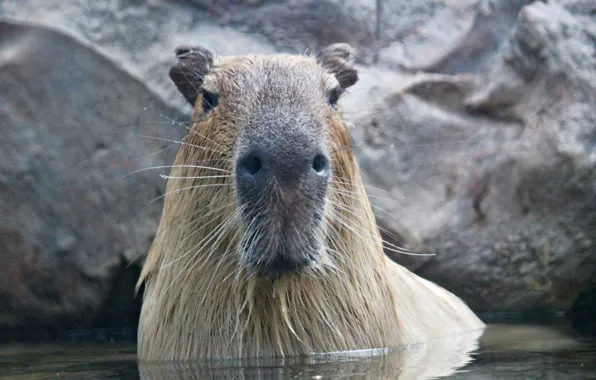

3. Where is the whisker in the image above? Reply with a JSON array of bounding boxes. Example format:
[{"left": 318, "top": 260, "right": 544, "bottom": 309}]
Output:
[
  {"left": 200, "top": 244, "right": 236, "bottom": 303},
  {"left": 328, "top": 201, "right": 431, "bottom": 257},
  {"left": 130, "top": 145, "right": 175, "bottom": 161},
  {"left": 149, "top": 183, "right": 231, "bottom": 204},
  {"left": 328, "top": 191, "right": 399, "bottom": 237},
  {"left": 376, "top": 225, "right": 425, "bottom": 254},
  {"left": 239, "top": 208, "right": 266, "bottom": 267},
  {"left": 164, "top": 211, "right": 239, "bottom": 292},
  {"left": 328, "top": 198, "right": 411, "bottom": 248},
  {"left": 329, "top": 185, "right": 413, "bottom": 238},
  {"left": 326, "top": 208, "right": 367, "bottom": 244},
  {"left": 158, "top": 114, "right": 228, "bottom": 150},
  {"left": 382, "top": 244, "right": 434, "bottom": 257},
  {"left": 159, "top": 174, "right": 233, "bottom": 180},
  {"left": 122, "top": 164, "right": 231, "bottom": 178},
  {"left": 331, "top": 186, "right": 395, "bottom": 202},
  {"left": 159, "top": 202, "right": 237, "bottom": 268},
  {"left": 135, "top": 133, "right": 228, "bottom": 155},
  {"left": 193, "top": 216, "right": 242, "bottom": 301},
  {"left": 328, "top": 179, "right": 392, "bottom": 196},
  {"left": 149, "top": 199, "right": 234, "bottom": 245},
  {"left": 322, "top": 247, "right": 348, "bottom": 276}
]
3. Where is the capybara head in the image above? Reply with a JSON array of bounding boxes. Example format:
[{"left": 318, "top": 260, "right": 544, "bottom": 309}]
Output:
[
  {"left": 167, "top": 43, "right": 358, "bottom": 277},
  {"left": 138, "top": 44, "right": 485, "bottom": 362}
]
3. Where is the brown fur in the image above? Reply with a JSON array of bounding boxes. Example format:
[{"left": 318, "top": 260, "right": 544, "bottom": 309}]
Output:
[{"left": 136, "top": 45, "right": 484, "bottom": 361}]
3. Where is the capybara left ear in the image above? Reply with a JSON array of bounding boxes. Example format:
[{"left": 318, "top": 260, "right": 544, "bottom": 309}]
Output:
[
  {"left": 169, "top": 45, "right": 214, "bottom": 106},
  {"left": 316, "top": 43, "right": 359, "bottom": 89}
]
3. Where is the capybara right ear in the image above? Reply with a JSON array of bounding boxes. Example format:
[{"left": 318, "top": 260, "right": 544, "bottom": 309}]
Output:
[
  {"left": 169, "top": 45, "right": 214, "bottom": 106},
  {"left": 316, "top": 43, "right": 359, "bottom": 89}
]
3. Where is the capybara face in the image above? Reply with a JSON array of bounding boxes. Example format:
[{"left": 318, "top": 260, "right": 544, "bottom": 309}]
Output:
[{"left": 168, "top": 44, "right": 358, "bottom": 277}]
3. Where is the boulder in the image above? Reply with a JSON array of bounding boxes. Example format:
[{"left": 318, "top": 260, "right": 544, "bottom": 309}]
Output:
[
  {"left": 350, "top": 1, "right": 596, "bottom": 312},
  {"left": 0, "top": 20, "right": 183, "bottom": 330},
  {"left": 377, "top": 0, "right": 536, "bottom": 74}
]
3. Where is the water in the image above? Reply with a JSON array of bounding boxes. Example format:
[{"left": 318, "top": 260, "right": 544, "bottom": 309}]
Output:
[{"left": 1, "top": 323, "right": 594, "bottom": 379}]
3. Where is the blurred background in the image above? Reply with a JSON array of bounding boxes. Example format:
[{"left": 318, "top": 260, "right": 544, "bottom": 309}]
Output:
[{"left": 1, "top": 0, "right": 595, "bottom": 347}]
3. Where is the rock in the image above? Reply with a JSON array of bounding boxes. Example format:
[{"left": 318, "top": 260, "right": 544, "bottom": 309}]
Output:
[
  {"left": 337, "top": 0, "right": 454, "bottom": 45},
  {"left": 2, "top": 0, "right": 277, "bottom": 113},
  {"left": 378, "top": 0, "right": 537, "bottom": 74},
  {"left": 350, "top": 2, "right": 596, "bottom": 312},
  {"left": 0, "top": 20, "right": 184, "bottom": 330},
  {"left": 176, "top": 0, "right": 459, "bottom": 64},
  {"left": 225, "top": 0, "right": 374, "bottom": 59}
]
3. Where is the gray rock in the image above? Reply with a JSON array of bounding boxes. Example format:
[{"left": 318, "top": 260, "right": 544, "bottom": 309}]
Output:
[
  {"left": 175, "top": 0, "right": 456, "bottom": 63},
  {"left": 378, "top": 0, "right": 537, "bottom": 74},
  {"left": 225, "top": 0, "right": 374, "bottom": 59},
  {"left": 2, "top": 0, "right": 277, "bottom": 113},
  {"left": 351, "top": 2, "right": 596, "bottom": 312},
  {"left": 0, "top": 20, "right": 184, "bottom": 328}
]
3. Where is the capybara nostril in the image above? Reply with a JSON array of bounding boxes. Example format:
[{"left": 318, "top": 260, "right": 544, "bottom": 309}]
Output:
[
  {"left": 312, "top": 153, "right": 328, "bottom": 175},
  {"left": 235, "top": 141, "right": 329, "bottom": 197},
  {"left": 237, "top": 153, "right": 263, "bottom": 177}
]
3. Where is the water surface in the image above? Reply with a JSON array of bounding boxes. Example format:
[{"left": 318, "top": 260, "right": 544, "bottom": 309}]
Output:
[{"left": 1, "top": 323, "right": 594, "bottom": 379}]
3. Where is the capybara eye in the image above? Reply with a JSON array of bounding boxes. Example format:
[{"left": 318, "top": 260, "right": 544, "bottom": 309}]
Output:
[
  {"left": 327, "top": 87, "right": 344, "bottom": 109},
  {"left": 201, "top": 90, "right": 218, "bottom": 112}
]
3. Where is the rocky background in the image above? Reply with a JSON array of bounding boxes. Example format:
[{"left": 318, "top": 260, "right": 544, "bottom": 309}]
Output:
[{"left": 1, "top": 0, "right": 595, "bottom": 338}]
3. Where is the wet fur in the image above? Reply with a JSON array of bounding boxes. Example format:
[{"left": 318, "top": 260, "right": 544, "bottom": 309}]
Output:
[{"left": 137, "top": 45, "right": 484, "bottom": 361}]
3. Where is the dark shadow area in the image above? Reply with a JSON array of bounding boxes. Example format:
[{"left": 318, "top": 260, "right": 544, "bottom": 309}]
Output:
[
  {"left": 568, "top": 284, "right": 596, "bottom": 337},
  {"left": 91, "top": 258, "right": 143, "bottom": 330},
  {"left": 0, "top": 260, "right": 142, "bottom": 343}
]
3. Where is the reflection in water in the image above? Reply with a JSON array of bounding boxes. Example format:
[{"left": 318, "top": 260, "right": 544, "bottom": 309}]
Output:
[
  {"left": 2, "top": 323, "right": 595, "bottom": 379},
  {"left": 138, "top": 329, "right": 484, "bottom": 379}
]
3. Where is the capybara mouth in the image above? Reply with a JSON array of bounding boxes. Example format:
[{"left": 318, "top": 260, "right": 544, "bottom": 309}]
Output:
[
  {"left": 251, "top": 246, "right": 315, "bottom": 277},
  {"left": 238, "top": 205, "right": 325, "bottom": 277}
]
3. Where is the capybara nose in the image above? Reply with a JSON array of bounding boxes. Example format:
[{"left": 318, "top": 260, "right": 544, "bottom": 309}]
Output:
[{"left": 236, "top": 146, "right": 329, "bottom": 193}]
